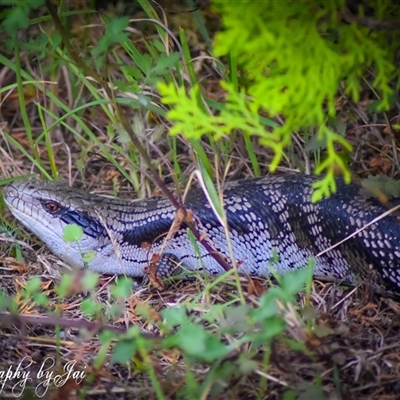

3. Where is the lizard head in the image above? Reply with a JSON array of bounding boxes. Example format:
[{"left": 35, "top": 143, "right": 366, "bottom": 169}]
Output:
[{"left": 3, "top": 179, "right": 106, "bottom": 271}]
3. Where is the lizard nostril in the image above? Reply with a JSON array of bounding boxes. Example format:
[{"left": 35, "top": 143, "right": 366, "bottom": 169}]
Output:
[{"left": 2, "top": 186, "right": 18, "bottom": 200}]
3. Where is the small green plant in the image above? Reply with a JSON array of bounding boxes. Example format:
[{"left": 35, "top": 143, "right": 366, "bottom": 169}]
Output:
[
  {"left": 120, "top": 263, "right": 312, "bottom": 395},
  {"left": 62, "top": 223, "right": 96, "bottom": 264},
  {"left": 22, "top": 277, "right": 48, "bottom": 306}
]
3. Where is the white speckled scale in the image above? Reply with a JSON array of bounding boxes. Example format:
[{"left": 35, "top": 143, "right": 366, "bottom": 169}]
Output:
[{"left": 3, "top": 174, "right": 400, "bottom": 296}]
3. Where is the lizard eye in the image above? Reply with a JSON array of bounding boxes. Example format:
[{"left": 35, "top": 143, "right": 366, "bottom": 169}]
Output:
[{"left": 43, "top": 201, "right": 60, "bottom": 214}]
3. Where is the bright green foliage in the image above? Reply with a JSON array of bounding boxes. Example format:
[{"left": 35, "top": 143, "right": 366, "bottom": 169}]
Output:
[
  {"left": 159, "top": 0, "right": 399, "bottom": 200},
  {"left": 213, "top": 1, "right": 396, "bottom": 112}
]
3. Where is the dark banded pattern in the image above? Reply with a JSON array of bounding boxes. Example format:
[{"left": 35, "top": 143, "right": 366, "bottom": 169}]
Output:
[{"left": 3, "top": 174, "right": 400, "bottom": 296}]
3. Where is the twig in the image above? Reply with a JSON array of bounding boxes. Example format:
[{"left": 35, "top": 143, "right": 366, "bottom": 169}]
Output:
[{"left": 0, "top": 312, "right": 160, "bottom": 339}]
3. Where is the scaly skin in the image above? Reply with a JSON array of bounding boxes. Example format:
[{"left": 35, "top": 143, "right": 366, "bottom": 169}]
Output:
[{"left": 3, "top": 174, "right": 400, "bottom": 295}]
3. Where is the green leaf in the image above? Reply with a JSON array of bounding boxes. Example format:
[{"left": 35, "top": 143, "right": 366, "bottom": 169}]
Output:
[
  {"left": 252, "top": 292, "right": 280, "bottom": 321},
  {"left": 220, "top": 304, "right": 251, "bottom": 333},
  {"left": 3, "top": 7, "right": 30, "bottom": 31},
  {"left": 98, "top": 329, "right": 115, "bottom": 343},
  {"left": 81, "top": 270, "right": 99, "bottom": 291},
  {"left": 161, "top": 306, "right": 188, "bottom": 328},
  {"left": 56, "top": 274, "right": 74, "bottom": 298},
  {"left": 80, "top": 298, "right": 103, "bottom": 316},
  {"left": 92, "top": 16, "right": 130, "bottom": 57},
  {"left": 114, "top": 79, "right": 140, "bottom": 93},
  {"left": 32, "top": 293, "right": 48, "bottom": 306},
  {"left": 140, "top": 54, "right": 153, "bottom": 74},
  {"left": 283, "top": 390, "right": 297, "bottom": 400},
  {"left": 280, "top": 262, "right": 314, "bottom": 296},
  {"left": 82, "top": 251, "right": 96, "bottom": 263},
  {"left": 361, "top": 175, "right": 400, "bottom": 200},
  {"left": 0, "top": 291, "right": 12, "bottom": 310},
  {"left": 297, "top": 386, "right": 328, "bottom": 400},
  {"left": 304, "top": 134, "right": 327, "bottom": 153},
  {"left": 238, "top": 358, "right": 258, "bottom": 375},
  {"left": 63, "top": 224, "right": 83, "bottom": 243},
  {"left": 2, "top": 1, "right": 44, "bottom": 31},
  {"left": 111, "top": 341, "right": 137, "bottom": 364},
  {"left": 151, "top": 52, "right": 181, "bottom": 75},
  {"left": 174, "top": 324, "right": 229, "bottom": 362},
  {"left": 111, "top": 276, "right": 134, "bottom": 299},
  {"left": 260, "top": 316, "right": 287, "bottom": 339},
  {"left": 25, "top": 277, "right": 41, "bottom": 294}
]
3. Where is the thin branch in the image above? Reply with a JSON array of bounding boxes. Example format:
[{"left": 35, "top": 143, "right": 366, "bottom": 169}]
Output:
[{"left": 0, "top": 312, "right": 163, "bottom": 340}]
